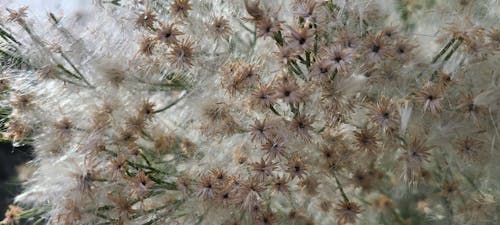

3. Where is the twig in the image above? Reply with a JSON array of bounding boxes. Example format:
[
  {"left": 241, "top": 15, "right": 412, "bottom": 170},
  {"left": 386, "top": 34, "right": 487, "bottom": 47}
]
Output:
[
  {"left": 333, "top": 172, "right": 349, "bottom": 202},
  {"left": 59, "top": 52, "right": 93, "bottom": 87},
  {"left": 153, "top": 91, "right": 188, "bottom": 113},
  {"left": 432, "top": 38, "right": 456, "bottom": 64}
]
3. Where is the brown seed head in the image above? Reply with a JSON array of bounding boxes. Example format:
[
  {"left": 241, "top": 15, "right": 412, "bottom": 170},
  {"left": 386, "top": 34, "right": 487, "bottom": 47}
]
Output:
[
  {"left": 335, "top": 200, "right": 362, "bottom": 225},
  {"left": 170, "top": 0, "right": 192, "bottom": 18}
]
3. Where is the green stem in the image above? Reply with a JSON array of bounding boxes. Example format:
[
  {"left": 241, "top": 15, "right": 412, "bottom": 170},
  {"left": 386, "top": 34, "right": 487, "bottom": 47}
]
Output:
[
  {"left": 273, "top": 31, "right": 284, "bottom": 47},
  {"left": 330, "top": 69, "right": 338, "bottom": 81},
  {"left": 153, "top": 91, "right": 187, "bottom": 113},
  {"left": 333, "top": 172, "right": 349, "bottom": 202},
  {"left": 429, "top": 37, "right": 463, "bottom": 82},
  {"left": 139, "top": 150, "right": 152, "bottom": 166},
  {"left": 0, "top": 26, "right": 21, "bottom": 45},
  {"left": 269, "top": 105, "right": 281, "bottom": 116},
  {"left": 57, "top": 64, "right": 81, "bottom": 80},
  {"left": 443, "top": 38, "right": 463, "bottom": 62},
  {"left": 432, "top": 38, "right": 456, "bottom": 64},
  {"left": 251, "top": 23, "right": 257, "bottom": 49},
  {"left": 59, "top": 52, "right": 93, "bottom": 87}
]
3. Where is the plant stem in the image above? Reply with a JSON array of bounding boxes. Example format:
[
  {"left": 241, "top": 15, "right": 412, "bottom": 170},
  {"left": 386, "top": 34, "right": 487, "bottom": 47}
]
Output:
[
  {"left": 432, "top": 38, "right": 456, "bottom": 64},
  {"left": 153, "top": 91, "right": 188, "bottom": 113},
  {"left": 333, "top": 172, "right": 349, "bottom": 202},
  {"left": 269, "top": 105, "right": 281, "bottom": 116},
  {"left": 59, "top": 52, "right": 93, "bottom": 87}
]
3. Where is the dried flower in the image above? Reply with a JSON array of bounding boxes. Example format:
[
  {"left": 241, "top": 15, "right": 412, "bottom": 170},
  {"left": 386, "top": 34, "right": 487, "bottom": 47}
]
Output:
[
  {"left": 336, "top": 29, "right": 360, "bottom": 49},
  {"left": 270, "top": 175, "right": 290, "bottom": 195},
  {"left": 215, "top": 183, "right": 237, "bottom": 207},
  {"left": 289, "top": 114, "right": 315, "bottom": 143},
  {"left": 454, "top": 136, "right": 483, "bottom": 160},
  {"left": 367, "top": 96, "right": 400, "bottom": 133},
  {"left": 251, "top": 158, "right": 277, "bottom": 180},
  {"left": 292, "top": 0, "right": 317, "bottom": 20},
  {"left": 110, "top": 153, "right": 128, "bottom": 179},
  {"left": 139, "top": 37, "right": 157, "bottom": 56},
  {"left": 353, "top": 127, "right": 379, "bottom": 153},
  {"left": 364, "top": 32, "right": 393, "bottom": 63},
  {"left": 262, "top": 136, "right": 287, "bottom": 160},
  {"left": 129, "top": 170, "right": 154, "bottom": 198},
  {"left": 287, "top": 154, "right": 308, "bottom": 179},
  {"left": 243, "top": 0, "right": 265, "bottom": 22},
  {"left": 4, "top": 1, "right": 500, "bottom": 225},
  {"left": 415, "top": 82, "right": 443, "bottom": 115},
  {"left": 170, "top": 0, "right": 192, "bottom": 18},
  {"left": 168, "top": 39, "right": 195, "bottom": 69},
  {"left": 53, "top": 117, "right": 73, "bottom": 138},
  {"left": 55, "top": 199, "right": 81, "bottom": 225},
  {"left": 250, "top": 119, "right": 274, "bottom": 143},
  {"left": 274, "top": 46, "right": 299, "bottom": 65},
  {"left": 197, "top": 175, "right": 216, "bottom": 200},
  {"left": 11, "top": 94, "right": 34, "bottom": 111},
  {"left": 209, "top": 16, "right": 232, "bottom": 40},
  {"left": 381, "top": 25, "right": 400, "bottom": 40},
  {"left": 326, "top": 44, "right": 353, "bottom": 73},
  {"left": 275, "top": 81, "right": 306, "bottom": 105},
  {"left": 136, "top": 9, "right": 156, "bottom": 28},
  {"left": 458, "top": 93, "right": 486, "bottom": 124},
  {"left": 116, "top": 129, "right": 138, "bottom": 146},
  {"left": 5, "top": 117, "right": 30, "bottom": 141},
  {"left": 108, "top": 193, "right": 134, "bottom": 224},
  {"left": 256, "top": 16, "right": 281, "bottom": 38},
  {"left": 211, "top": 168, "right": 230, "bottom": 185},
  {"left": 5, "top": 7, "right": 28, "bottom": 24},
  {"left": 438, "top": 71, "right": 453, "bottom": 91},
  {"left": 335, "top": 200, "right": 362, "bottom": 225},
  {"left": 255, "top": 211, "right": 277, "bottom": 225},
  {"left": 299, "top": 175, "right": 319, "bottom": 196},
  {"left": 309, "top": 59, "right": 333, "bottom": 80},
  {"left": 180, "top": 138, "right": 196, "bottom": 154},
  {"left": 351, "top": 168, "right": 378, "bottom": 191},
  {"left": 393, "top": 39, "right": 416, "bottom": 62},
  {"left": 125, "top": 115, "right": 146, "bottom": 133},
  {"left": 399, "top": 137, "right": 432, "bottom": 185},
  {"left": 239, "top": 177, "right": 265, "bottom": 214},
  {"left": 138, "top": 100, "right": 156, "bottom": 120},
  {"left": 287, "top": 26, "right": 314, "bottom": 51},
  {"left": 156, "top": 23, "right": 184, "bottom": 46},
  {"left": 0, "top": 205, "right": 22, "bottom": 225},
  {"left": 249, "top": 84, "right": 277, "bottom": 111}
]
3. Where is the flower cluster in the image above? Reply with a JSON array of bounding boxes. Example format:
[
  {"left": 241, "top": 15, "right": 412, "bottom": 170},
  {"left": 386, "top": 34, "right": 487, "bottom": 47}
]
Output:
[{"left": 0, "top": 0, "right": 499, "bottom": 225}]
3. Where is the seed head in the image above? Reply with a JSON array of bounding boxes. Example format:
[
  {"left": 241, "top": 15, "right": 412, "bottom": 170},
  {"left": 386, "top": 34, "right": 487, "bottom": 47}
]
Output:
[
  {"left": 209, "top": 16, "right": 232, "bottom": 40},
  {"left": 136, "top": 9, "right": 156, "bottom": 28},
  {"left": 286, "top": 153, "right": 308, "bottom": 179},
  {"left": 414, "top": 82, "right": 443, "bottom": 115},
  {"left": 335, "top": 200, "right": 362, "bottom": 225},
  {"left": 168, "top": 39, "right": 195, "bottom": 69},
  {"left": 156, "top": 23, "right": 184, "bottom": 46},
  {"left": 170, "top": 0, "right": 192, "bottom": 18},
  {"left": 289, "top": 114, "right": 315, "bottom": 143},
  {"left": 353, "top": 127, "right": 379, "bottom": 153},
  {"left": 367, "top": 96, "right": 400, "bottom": 134}
]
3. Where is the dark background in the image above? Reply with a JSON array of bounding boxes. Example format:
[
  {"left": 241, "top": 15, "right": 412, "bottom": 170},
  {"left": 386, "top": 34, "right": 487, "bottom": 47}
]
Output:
[{"left": 0, "top": 142, "right": 32, "bottom": 215}]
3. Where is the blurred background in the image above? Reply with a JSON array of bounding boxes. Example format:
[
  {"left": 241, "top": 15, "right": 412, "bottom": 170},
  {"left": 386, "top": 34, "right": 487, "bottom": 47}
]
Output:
[{"left": 0, "top": 142, "right": 32, "bottom": 214}]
